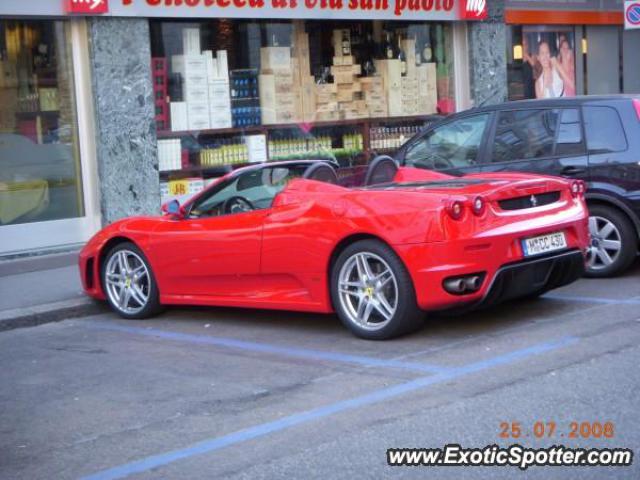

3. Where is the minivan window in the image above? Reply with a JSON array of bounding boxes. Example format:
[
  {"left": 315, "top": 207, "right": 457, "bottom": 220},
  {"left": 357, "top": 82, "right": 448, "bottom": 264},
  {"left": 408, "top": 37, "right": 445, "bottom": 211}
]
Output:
[
  {"left": 555, "top": 108, "right": 585, "bottom": 156},
  {"left": 404, "top": 114, "right": 490, "bottom": 171},
  {"left": 583, "top": 106, "right": 628, "bottom": 154},
  {"left": 491, "top": 109, "right": 558, "bottom": 162}
]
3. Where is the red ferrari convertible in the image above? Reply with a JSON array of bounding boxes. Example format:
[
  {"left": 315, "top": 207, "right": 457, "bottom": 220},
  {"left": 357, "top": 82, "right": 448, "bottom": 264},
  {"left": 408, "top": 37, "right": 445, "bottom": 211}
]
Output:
[{"left": 79, "top": 158, "right": 589, "bottom": 339}]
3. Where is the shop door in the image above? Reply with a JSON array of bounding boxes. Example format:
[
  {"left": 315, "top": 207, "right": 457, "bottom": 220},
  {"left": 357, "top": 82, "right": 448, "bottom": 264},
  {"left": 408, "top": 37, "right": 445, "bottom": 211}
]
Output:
[{"left": 585, "top": 26, "right": 620, "bottom": 95}]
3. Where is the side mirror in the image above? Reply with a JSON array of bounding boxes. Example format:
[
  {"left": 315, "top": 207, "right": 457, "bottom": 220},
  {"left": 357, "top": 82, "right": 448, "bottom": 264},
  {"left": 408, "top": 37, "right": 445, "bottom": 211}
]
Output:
[{"left": 161, "top": 199, "right": 184, "bottom": 218}]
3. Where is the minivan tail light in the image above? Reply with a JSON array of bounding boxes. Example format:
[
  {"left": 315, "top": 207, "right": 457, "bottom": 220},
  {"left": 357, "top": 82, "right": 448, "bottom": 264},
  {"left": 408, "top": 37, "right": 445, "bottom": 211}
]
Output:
[{"left": 633, "top": 99, "right": 640, "bottom": 121}]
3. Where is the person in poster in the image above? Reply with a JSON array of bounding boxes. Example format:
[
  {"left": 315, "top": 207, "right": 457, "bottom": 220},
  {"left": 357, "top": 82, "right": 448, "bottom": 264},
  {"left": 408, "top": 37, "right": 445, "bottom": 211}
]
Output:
[
  {"left": 536, "top": 40, "right": 564, "bottom": 98},
  {"left": 519, "top": 28, "right": 576, "bottom": 99}
]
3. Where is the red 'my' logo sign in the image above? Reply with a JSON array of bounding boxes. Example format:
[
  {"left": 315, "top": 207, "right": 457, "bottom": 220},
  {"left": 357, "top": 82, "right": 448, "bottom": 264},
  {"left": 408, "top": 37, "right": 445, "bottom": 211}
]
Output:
[
  {"left": 65, "top": 0, "right": 109, "bottom": 14},
  {"left": 460, "top": 0, "right": 487, "bottom": 20}
]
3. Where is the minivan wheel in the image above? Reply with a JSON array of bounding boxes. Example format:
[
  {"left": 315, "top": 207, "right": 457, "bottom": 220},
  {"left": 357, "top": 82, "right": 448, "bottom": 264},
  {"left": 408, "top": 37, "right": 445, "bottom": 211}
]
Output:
[
  {"left": 330, "top": 239, "right": 424, "bottom": 340},
  {"left": 585, "top": 205, "right": 637, "bottom": 278}
]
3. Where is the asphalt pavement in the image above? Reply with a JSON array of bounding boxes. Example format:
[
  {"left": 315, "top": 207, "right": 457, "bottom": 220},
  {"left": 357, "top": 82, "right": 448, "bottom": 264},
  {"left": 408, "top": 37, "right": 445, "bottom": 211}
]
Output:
[{"left": 0, "top": 260, "right": 639, "bottom": 480}]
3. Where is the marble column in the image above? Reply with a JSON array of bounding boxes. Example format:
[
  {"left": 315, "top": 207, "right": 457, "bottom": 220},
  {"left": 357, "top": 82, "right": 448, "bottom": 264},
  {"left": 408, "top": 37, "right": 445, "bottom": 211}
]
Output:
[
  {"left": 88, "top": 18, "right": 159, "bottom": 225},
  {"left": 468, "top": 0, "right": 508, "bottom": 107}
]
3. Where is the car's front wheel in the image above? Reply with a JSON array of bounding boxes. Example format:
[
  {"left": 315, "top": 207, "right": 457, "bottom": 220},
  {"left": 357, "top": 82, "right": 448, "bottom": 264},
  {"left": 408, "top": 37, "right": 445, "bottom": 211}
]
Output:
[
  {"left": 330, "top": 239, "right": 423, "bottom": 340},
  {"left": 101, "top": 242, "right": 162, "bottom": 319},
  {"left": 585, "top": 205, "right": 637, "bottom": 278}
]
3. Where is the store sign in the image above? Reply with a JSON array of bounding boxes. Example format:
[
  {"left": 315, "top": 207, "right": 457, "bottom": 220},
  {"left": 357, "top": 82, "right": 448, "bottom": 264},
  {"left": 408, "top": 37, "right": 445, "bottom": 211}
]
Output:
[
  {"left": 2, "top": 0, "right": 484, "bottom": 21},
  {"left": 460, "top": 0, "right": 487, "bottom": 20},
  {"left": 506, "top": 0, "right": 623, "bottom": 12},
  {"left": 625, "top": 1, "right": 640, "bottom": 29},
  {"left": 65, "top": 0, "right": 109, "bottom": 14}
]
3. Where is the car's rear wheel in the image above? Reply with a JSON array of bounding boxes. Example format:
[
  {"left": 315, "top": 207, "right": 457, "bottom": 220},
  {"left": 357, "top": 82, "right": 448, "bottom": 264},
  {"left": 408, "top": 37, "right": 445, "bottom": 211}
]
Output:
[
  {"left": 101, "top": 242, "right": 162, "bottom": 319},
  {"left": 585, "top": 205, "right": 637, "bottom": 278},
  {"left": 330, "top": 239, "right": 423, "bottom": 340}
]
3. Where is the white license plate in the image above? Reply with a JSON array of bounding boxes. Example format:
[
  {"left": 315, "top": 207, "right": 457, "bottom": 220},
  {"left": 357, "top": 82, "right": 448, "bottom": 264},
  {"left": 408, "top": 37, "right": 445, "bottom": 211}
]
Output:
[{"left": 522, "top": 232, "right": 567, "bottom": 257}]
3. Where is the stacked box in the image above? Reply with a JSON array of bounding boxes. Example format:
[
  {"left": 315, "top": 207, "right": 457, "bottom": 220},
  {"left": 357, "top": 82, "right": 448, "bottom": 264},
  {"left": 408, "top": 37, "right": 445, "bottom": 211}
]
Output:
[
  {"left": 158, "top": 139, "right": 182, "bottom": 172},
  {"left": 172, "top": 53, "right": 210, "bottom": 130},
  {"left": 170, "top": 102, "right": 188, "bottom": 131},
  {"left": 151, "top": 58, "right": 169, "bottom": 131},
  {"left": 360, "top": 77, "right": 387, "bottom": 117},
  {"left": 314, "top": 83, "right": 338, "bottom": 121},
  {"left": 401, "top": 76, "right": 420, "bottom": 116},
  {"left": 416, "top": 63, "right": 438, "bottom": 115},
  {"left": 258, "top": 45, "right": 302, "bottom": 124},
  {"left": 170, "top": 28, "right": 232, "bottom": 131},
  {"left": 375, "top": 59, "right": 402, "bottom": 117},
  {"left": 206, "top": 50, "right": 232, "bottom": 129},
  {"left": 292, "top": 22, "right": 315, "bottom": 122},
  {"left": 329, "top": 29, "right": 364, "bottom": 120}
]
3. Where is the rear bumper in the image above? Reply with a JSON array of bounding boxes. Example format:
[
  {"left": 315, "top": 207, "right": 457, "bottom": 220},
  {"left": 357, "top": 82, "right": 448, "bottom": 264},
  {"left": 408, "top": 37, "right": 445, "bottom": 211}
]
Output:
[
  {"left": 477, "top": 249, "right": 584, "bottom": 308},
  {"left": 395, "top": 216, "right": 589, "bottom": 311}
]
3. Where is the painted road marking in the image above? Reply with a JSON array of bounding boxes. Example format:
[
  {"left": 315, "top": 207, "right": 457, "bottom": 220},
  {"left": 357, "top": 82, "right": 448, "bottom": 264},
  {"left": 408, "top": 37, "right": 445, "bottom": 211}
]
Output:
[
  {"left": 90, "top": 322, "right": 449, "bottom": 374},
  {"left": 543, "top": 294, "right": 640, "bottom": 305},
  {"left": 80, "top": 336, "right": 577, "bottom": 480}
]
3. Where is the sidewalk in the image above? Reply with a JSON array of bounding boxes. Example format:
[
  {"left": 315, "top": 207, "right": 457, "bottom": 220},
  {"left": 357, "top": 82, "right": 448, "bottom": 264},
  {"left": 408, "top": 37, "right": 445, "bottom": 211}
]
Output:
[{"left": 0, "top": 251, "right": 105, "bottom": 331}]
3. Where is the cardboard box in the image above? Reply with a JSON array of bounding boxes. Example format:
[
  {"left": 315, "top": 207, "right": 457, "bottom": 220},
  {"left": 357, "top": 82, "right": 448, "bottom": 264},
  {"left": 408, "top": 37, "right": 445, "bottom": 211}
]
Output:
[
  {"left": 208, "top": 81, "right": 231, "bottom": 107},
  {"left": 245, "top": 134, "right": 268, "bottom": 163},
  {"left": 333, "top": 71, "right": 354, "bottom": 85},
  {"left": 216, "top": 50, "right": 229, "bottom": 78},
  {"left": 185, "top": 85, "right": 209, "bottom": 104},
  {"left": 172, "top": 55, "right": 207, "bottom": 76},
  {"left": 182, "top": 28, "right": 201, "bottom": 55},
  {"left": 333, "top": 55, "right": 354, "bottom": 66},
  {"left": 203, "top": 51, "right": 218, "bottom": 81},
  {"left": 170, "top": 102, "right": 188, "bottom": 131},
  {"left": 260, "top": 47, "right": 291, "bottom": 71},
  {"left": 316, "top": 83, "right": 337, "bottom": 94},
  {"left": 187, "top": 112, "right": 210, "bottom": 130},
  {"left": 210, "top": 112, "right": 232, "bottom": 129}
]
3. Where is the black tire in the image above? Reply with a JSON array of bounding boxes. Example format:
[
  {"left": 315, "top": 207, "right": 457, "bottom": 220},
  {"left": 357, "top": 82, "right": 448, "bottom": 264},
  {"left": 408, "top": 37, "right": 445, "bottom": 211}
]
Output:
[
  {"left": 585, "top": 204, "right": 637, "bottom": 278},
  {"left": 101, "top": 242, "right": 163, "bottom": 319},
  {"left": 330, "top": 239, "right": 424, "bottom": 340}
]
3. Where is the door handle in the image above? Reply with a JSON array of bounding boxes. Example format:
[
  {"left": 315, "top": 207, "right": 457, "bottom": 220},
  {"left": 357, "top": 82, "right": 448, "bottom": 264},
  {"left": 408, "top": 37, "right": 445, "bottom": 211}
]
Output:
[{"left": 561, "top": 166, "right": 586, "bottom": 176}]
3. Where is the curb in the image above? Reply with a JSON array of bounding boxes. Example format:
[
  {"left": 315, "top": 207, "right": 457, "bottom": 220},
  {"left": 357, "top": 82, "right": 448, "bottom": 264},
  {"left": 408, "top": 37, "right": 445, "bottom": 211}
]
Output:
[{"left": 0, "top": 298, "right": 107, "bottom": 332}]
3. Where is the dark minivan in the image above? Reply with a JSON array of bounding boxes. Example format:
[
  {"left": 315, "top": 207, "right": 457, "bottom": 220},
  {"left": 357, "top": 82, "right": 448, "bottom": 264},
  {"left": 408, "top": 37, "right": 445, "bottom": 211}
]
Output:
[{"left": 393, "top": 95, "right": 640, "bottom": 277}]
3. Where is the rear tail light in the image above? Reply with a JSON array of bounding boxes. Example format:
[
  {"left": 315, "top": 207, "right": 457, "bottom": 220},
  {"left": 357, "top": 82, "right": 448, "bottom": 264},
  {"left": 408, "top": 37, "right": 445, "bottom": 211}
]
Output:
[
  {"left": 570, "top": 180, "right": 586, "bottom": 198},
  {"left": 633, "top": 99, "right": 640, "bottom": 122},
  {"left": 471, "top": 196, "right": 486, "bottom": 216},
  {"left": 446, "top": 200, "right": 465, "bottom": 220}
]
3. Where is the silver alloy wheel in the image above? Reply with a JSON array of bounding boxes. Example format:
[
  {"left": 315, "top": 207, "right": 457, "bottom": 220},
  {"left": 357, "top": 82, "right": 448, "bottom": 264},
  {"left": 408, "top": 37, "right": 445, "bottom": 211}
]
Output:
[
  {"left": 586, "top": 215, "right": 622, "bottom": 271},
  {"left": 104, "top": 249, "right": 150, "bottom": 315},
  {"left": 337, "top": 252, "right": 398, "bottom": 331}
]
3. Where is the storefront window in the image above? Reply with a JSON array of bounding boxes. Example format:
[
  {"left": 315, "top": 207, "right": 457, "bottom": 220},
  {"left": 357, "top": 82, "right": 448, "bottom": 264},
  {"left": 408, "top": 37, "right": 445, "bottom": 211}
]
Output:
[
  {"left": 0, "top": 20, "right": 83, "bottom": 226},
  {"left": 507, "top": 25, "right": 577, "bottom": 101},
  {"left": 149, "top": 19, "right": 455, "bottom": 203}
]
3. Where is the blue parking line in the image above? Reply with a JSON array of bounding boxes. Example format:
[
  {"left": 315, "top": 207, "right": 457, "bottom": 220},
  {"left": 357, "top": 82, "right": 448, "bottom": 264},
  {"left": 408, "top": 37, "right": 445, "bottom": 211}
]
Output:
[
  {"left": 80, "top": 335, "right": 577, "bottom": 480},
  {"left": 90, "top": 323, "right": 448, "bottom": 374},
  {"left": 543, "top": 294, "right": 640, "bottom": 305}
]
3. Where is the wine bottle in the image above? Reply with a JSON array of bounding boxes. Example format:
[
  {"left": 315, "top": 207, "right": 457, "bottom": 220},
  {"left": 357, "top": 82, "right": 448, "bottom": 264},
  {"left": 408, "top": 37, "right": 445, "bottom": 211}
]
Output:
[
  {"left": 397, "top": 35, "right": 407, "bottom": 75},
  {"left": 341, "top": 30, "right": 351, "bottom": 56},
  {"left": 383, "top": 32, "right": 394, "bottom": 60},
  {"left": 422, "top": 39, "right": 432, "bottom": 63}
]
